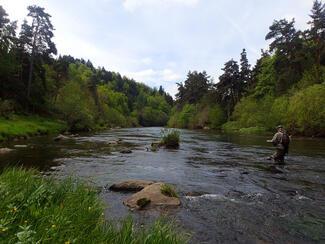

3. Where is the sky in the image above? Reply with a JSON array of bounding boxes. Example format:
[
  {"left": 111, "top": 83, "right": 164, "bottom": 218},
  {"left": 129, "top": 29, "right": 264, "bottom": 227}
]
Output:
[{"left": 1, "top": 0, "right": 314, "bottom": 96}]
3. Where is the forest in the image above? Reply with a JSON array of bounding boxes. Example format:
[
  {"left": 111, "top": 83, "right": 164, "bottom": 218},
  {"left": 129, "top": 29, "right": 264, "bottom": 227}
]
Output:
[
  {"left": 1, "top": 2, "right": 325, "bottom": 137},
  {"left": 0, "top": 5, "right": 173, "bottom": 134},
  {"left": 169, "top": 1, "right": 325, "bottom": 137}
]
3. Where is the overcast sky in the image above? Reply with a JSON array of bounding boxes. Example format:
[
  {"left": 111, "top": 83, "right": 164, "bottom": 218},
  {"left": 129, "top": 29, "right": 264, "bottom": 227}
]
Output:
[{"left": 1, "top": 0, "right": 314, "bottom": 95}]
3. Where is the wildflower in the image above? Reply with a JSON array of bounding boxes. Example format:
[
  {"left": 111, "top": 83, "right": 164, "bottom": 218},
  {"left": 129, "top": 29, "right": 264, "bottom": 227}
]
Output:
[
  {"left": 12, "top": 207, "right": 17, "bottom": 213},
  {"left": 51, "top": 224, "right": 56, "bottom": 228},
  {"left": 24, "top": 220, "right": 28, "bottom": 224}
]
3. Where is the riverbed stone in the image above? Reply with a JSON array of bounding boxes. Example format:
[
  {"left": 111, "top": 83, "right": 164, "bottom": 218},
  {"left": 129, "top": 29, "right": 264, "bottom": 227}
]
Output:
[
  {"left": 123, "top": 182, "right": 181, "bottom": 209},
  {"left": 14, "top": 145, "right": 28, "bottom": 148},
  {"left": 0, "top": 148, "right": 13, "bottom": 154},
  {"left": 186, "top": 191, "right": 209, "bottom": 197},
  {"left": 120, "top": 149, "right": 132, "bottom": 154},
  {"left": 53, "top": 134, "right": 70, "bottom": 141},
  {"left": 109, "top": 180, "right": 155, "bottom": 192}
]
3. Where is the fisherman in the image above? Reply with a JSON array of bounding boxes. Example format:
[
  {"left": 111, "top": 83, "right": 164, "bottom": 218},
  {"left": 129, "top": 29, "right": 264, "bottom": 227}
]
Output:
[{"left": 267, "top": 125, "right": 291, "bottom": 164}]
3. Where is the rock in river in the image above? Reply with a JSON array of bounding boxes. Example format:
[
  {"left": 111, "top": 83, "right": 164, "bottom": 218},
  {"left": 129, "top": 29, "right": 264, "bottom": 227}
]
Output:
[
  {"left": 123, "top": 182, "right": 181, "bottom": 209},
  {"left": 53, "top": 134, "right": 70, "bottom": 141},
  {"left": 0, "top": 148, "right": 13, "bottom": 154},
  {"left": 120, "top": 149, "right": 132, "bottom": 154},
  {"left": 109, "top": 180, "right": 155, "bottom": 192}
]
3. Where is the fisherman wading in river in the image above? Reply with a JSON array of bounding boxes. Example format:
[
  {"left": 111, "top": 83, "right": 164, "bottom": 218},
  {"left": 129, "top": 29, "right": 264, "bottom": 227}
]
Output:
[{"left": 267, "top": 125, "right": 291, "bottom": 164}]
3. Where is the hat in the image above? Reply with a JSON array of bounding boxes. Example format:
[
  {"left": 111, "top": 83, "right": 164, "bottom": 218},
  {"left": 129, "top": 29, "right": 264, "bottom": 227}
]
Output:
[{"left": 276, "top": 125, "right": 283, "bottom": 129}]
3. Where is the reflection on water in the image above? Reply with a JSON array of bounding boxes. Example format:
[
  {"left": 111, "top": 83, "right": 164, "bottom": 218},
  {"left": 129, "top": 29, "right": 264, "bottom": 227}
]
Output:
[{"left": 1, "top": 128, "right": 325, "bottom": 243}]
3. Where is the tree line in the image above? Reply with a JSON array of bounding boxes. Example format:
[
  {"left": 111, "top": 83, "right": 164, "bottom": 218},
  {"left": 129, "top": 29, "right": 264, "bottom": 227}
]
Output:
[
  {"left": 169, "top": 0, "right": 325, "bottom": 136},
  {"left": 0, "top": 5, "right": 173, "bottom": 131}
]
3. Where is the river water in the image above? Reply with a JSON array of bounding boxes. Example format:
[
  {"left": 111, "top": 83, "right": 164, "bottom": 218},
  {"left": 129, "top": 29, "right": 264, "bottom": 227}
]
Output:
[{"left": 1, "top": 127, "right": 325, "bottom": 243}]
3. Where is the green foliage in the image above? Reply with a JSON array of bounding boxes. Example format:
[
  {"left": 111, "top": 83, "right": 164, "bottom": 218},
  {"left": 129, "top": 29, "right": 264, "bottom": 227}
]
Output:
[
  {"left": 287, "top": 84, "right": 325, "bottom": 136},
  {"left": 0, "top": 116, "right": 66, "bottom": 141},
  {"left": 160, "top": 129, "right": 180, "bottom": 149},
  {"left": 207, "top": 105, "right": 225, "bottom": 129},
  {"left": 160, "top": 184, "right": 178, "bottom": 198},
  {"left": 168, "top": 104, "right": 196, "bottom": 128},
  {"left": 253, "top": 56, "right": 276, "bottom": 98},
  {"left": 0, "top": 99, "right": 15, "bottom": 117},
  {"left": 55, "top": 80, "right": 96, "bottom": 131},
  {"left": 168, "top": 103, "right": 225, "bottom": 129},
  {"left": 231, "top": 95, "right": 274, "bottom": 129},
  {"left": 0, "top": 168, "right": 186, "bottom": 244}
]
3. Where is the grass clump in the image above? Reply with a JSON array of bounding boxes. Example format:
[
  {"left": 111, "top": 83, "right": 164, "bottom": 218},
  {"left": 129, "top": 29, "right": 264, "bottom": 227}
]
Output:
[
  {"left": 136, "top": 198, "right": 151, "bottom": 209},
  {"left": 160, "top": 129, "right": 180, "bottom": 149},
  {"left": 0, "top": 115, "right": 66, "bottom": 141},
  {"left": 161, "top": 184, "right": 178, "bottom": 198},
  {"left": 0, "top": 168, "right": 186, "bottom": 244}
]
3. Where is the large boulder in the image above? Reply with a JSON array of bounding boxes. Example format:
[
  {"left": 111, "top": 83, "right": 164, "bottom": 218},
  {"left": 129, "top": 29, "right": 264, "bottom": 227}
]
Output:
[
  {"left": 0, "top": 148, "right": 13, "bottom": 154},
  {"left": 109, "top": 180, "right": 155, "bottom": 192},
  {"left": 123, "top": 183, "right": 181, "bottom": 209}
]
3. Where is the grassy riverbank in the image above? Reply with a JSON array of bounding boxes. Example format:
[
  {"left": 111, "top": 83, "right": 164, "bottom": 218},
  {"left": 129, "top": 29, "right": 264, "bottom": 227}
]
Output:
[
  {"left": 0, "top": 168, "right": 186, "bottom": 243},
  {"left": 0, "top": 116, "right": 67, "bottom": 142}
]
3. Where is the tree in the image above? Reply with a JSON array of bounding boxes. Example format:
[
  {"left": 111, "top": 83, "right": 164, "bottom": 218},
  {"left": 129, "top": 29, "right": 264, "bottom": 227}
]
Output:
[
  {"left": 20, "top": 5, "right": 57, "bottom": 101},
  {"left": 176, "top": 71, "right": 211, "bottom": 104},
  {"left": 307, "top": 0, "right": 325, "bottom": 77},
  {"left": 215, "top": 60, "right": 241, "bottom": 119},
  {"left": 266, "top": 19, "right": 297, "bottom": 55},
  {"left": 240, "top": 48, "right": 251, "bottom": 92}
]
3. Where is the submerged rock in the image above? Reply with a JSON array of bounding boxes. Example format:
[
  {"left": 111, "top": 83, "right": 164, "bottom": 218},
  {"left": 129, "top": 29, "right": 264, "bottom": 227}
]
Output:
[
  {"left": 0, "top": 148, "right": 13, "bottom": 154},
  {"left": 107, "top": 140, "right": 118, "bottom": 145},
  {"left": 53, "top": 134, "right": 70, "bottom": 141},
  {"left": 120, "top": 149, "right": 132, "bottom": 154},
  {"left": 109, "top": 180, "right": 155, "bottom": 192},
  {"left": 186, "top": 191, "right": 209, "bottom": 197},
  {"left": 268, "top": 165, "right": 285, "bottom": 174},
  {"left": 124, "top": 182, "right": 181, "bottom": 209},
  {"left": 14, "top": 145, "right": 28, "bottom": 148}
]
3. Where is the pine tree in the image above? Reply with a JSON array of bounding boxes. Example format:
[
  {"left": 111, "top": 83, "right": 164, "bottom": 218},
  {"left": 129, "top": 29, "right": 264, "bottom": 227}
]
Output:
[
  {"left": 240, "top": 48, "right": 251, "bottom": 91},
  {"left": 19, "top": 5, "right": 57, "bottom": 101}
]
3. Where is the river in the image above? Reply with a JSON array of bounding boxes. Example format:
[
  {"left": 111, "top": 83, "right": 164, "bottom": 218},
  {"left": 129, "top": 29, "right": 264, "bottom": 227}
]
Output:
[{"left": 1, "top": 127, "right": 325, "bottom": 243}]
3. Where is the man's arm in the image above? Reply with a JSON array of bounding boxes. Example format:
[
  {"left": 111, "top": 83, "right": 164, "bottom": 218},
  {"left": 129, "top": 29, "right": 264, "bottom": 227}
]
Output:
[{"left": 267, "top": 133, "right": 278, "bottom": 143}]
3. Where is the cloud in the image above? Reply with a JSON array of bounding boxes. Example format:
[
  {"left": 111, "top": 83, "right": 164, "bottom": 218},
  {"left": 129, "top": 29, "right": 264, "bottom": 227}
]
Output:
[{"left": 122, "top": 0, "right": 199, "bottom": 11}]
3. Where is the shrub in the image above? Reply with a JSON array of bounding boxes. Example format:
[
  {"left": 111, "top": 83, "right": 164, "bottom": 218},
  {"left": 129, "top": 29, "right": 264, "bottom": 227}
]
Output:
[
  {"left": 287, "top": 84, "right": 325, "bottom": 136},
  {"left": 55, "top": 81, "right": 96, "bottom": 131},
  {"left": 0, "top": 99, "right": 15, "bottom": 117},
  {"left": 161, "top": 184, "right": 178, "bottom": 198},
  {"left": 160, "top": 129, "right": 180, "bottom": 149}
]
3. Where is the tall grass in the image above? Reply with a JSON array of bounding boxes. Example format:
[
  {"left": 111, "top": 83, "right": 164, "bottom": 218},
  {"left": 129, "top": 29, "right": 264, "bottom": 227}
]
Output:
[
  {"left": 160, "top": 129, "right": 180, "bottom": 149},
  {"left": 0, "top": 168, "right": 186, "bottom": 244},
  {"left": 0, "top": 116, "right": 66, "bottom": 141}
]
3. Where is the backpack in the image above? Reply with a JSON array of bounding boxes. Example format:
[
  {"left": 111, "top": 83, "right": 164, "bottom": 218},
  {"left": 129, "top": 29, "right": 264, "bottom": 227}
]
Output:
[{"left": 281, "top": 132, "right": 290, "bottom": 154}]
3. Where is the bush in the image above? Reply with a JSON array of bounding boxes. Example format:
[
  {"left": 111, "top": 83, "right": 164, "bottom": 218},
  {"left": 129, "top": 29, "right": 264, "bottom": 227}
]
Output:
[
  {"left": 140, "top": 107, "right": 169, "bottom": 126},
  {"left": 0, "top": 168, "right": 186, "bottom": 244},
  {"left": 160, "top": 129, "right": 180, "bottom": 149},
  {"left": 0, "top": 99, "right": 15, "bottom": 117},
  {"left": 287, "top": 84, "right": 325, "bottom": 136},
  {"left": 55, "top": 81, "right": 96, "bottom": 131},
  {"left": 207, "top": 105, "right": 225, "bottom": 129},
  {"left": 161, "top": 184, "right": 178, "bottom": 198}
]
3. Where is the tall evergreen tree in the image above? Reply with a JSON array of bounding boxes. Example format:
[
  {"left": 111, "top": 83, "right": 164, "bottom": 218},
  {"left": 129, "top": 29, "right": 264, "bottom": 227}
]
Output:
[
  {"left": 215, "top": 60, "right": 241, "bottom": 119},
  {"left": 20, "top": 5, "right": 57, "bottom": 101},
  {"left": 240, "top": 48, "right": 251, "bottom": 91},
  {"left": 308, "top": 0, "right": 325, "bottom": 77}
]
